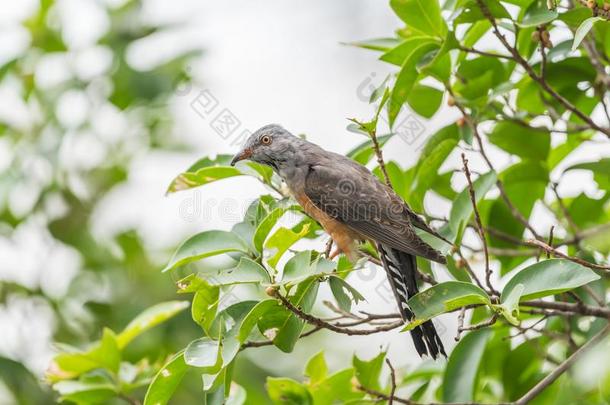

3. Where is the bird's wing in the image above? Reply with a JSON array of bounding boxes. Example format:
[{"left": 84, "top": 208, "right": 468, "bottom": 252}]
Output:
[{"left": 303, "top": 161, "right": 445, "bottom": 263}]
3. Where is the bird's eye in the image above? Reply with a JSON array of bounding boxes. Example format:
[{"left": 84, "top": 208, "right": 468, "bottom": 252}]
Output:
[{"left": 261, "top": 135, "right": 272, "bottom": 145}]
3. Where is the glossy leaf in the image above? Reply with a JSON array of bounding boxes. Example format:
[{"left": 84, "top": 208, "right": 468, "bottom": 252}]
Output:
[
  {"left": 305, "top": 352, "right": 328, "bottom": 385},
  {"left": 443, "top": 329, "right": 492, "bottom": 402},
  {"left": 163, "top": 231, "right": 250, "bottom": 273},
  {"left": 405, "top": 282, "right": 491, "bottom": 330},
  {"left": 488, "top": 121, "right": 550, "bottom": 160},
  {"left": 267, "top": 378, "right": 313, "bottom": 405},
  {"left": 143, "top": 352, "right": 189, "bottom": 405},
  {"left": 329, "top": 276, "right": 365, "bottom": 313},
  {"left": 572, "top": 17, "right": 604, "bottom": 51},
  {"left": 264, "top": 223, "right": 311, "bottom": 268},
  {"left": 353, "top": 351, "right": 386, "bottom": 392},
  {"left": 501, "top": 259, "right": 600, "bottom": 302},
  {"left": 390, "top": 0, "right": 447, "bottom": 38},
  {"left": 117, "top": 301, "right": 190, "bottom": 348},
  {"left": 166, "top": 166, "right": 242, "bottom": 194}
]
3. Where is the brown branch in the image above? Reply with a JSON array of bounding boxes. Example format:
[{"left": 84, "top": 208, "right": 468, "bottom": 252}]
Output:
[
  {"left": 521, "top": 300, "right": 610, "bottom": 319},
  {"left": 370, "top": 128, "right": 392, "bottom": 188},
  {"left": 514, "top": 324, "right": 610, "bottom": 405},
  {"left": 455, "top": 249, "right": 488, "bottom": 292},
  {"left": 476, "top": 0, "right": 610, "bottom": 137},
  {"left": 455, "top": 307, "right": 467, "bottom": 341},
  {"left": 242, "top": 326, "right": 323, "bottom": 349},
  {"left": 386, "top": 359, "right": 397, "bottom": 405},
  {"left": 457, "top": 45, "right": 513, "bottom": 60},
  {"left": 526, "top": 239, "right": 610, "bottom": 272},
  {"left": 462, "top": 153, "right": 498, "bottom": 296},
  {"left": 275, "top": 291, "right": 404, "bottom": 335},
  {"left": 551, "top": 183, "right": 580, "bottom": 237},
  {"left": 546, "top": 226, "right": 554, "bottom": 260}
]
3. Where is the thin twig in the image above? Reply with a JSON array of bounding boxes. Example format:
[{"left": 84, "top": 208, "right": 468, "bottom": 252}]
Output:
[
  {"left": 455, "top": 307, "right": 467, "bottom": 342},
  {"left": 462, "top": 153, "right": 498, "bottom": 296},
  {"left": 274, "top": 291, "right": 404, "bottom": 335},
  {"left": 521, "top": 300, "right": 610, "bottom": 319},
  {"left": 514, "top": 324, "right": 610, "bottom": 405},
  {"left": 457, "top": 45, "right": 513, "bottom": 60},
  {"left": 546, "top": 226, "right": 554, "bottom": 260},
  {"left": 526, "top": 239, "right": 610, "bottom": 272},
  {"left": 386, "top": 359, "right": 397, "bottom": 405},
  {"left": 370, "top": 128, "right": 392, "bottom": 188}
]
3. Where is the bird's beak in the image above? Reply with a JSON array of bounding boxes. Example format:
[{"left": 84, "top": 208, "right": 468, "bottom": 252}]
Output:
[{"left": 230, "top": 148, "right": 253, "bottom": 166}]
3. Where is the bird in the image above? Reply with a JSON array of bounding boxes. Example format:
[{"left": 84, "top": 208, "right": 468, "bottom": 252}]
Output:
[{"left": 230, "top": 124, "right": 447, "bottom": 359}]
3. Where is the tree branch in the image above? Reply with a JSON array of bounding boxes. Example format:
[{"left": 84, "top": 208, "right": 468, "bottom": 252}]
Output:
[
  {"left": 462, "top": 153, "right": 498, "bottom": 296},
  {"left": 514, "top": 324, "right": 610, "bottom": 405},
  {"left": 526, "top": 239, "right": 610, "bottom": 272}
]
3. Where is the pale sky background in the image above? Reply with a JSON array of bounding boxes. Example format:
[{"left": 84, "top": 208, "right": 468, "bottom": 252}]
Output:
[{"left": 1, "top": 0, "right": 610, "bottom": 387}]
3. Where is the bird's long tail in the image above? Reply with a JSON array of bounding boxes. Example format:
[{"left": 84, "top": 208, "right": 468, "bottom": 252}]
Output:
[{"left": 378, "top": 243, "right": 446, "bottom": 359}]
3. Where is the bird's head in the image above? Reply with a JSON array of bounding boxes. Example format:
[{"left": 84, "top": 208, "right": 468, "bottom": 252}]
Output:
[{"left": 230, "top": 124, "right": 298, "bottom": 169}]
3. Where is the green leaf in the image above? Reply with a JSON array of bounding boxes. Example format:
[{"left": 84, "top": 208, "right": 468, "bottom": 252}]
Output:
[
  {"left": 143, "top": 352, "right": 189, "bottom": 405},
  {"left": 565, "top": 158, "right": 610, "bottom": 180},
  {"left": 572, "top": 17, "right": 604, "bottom": 51},
  {"left": 353, "top": 351, "right": 386, "bottom": 392},
  {"left": 520, "top": 8, "right": 558, "bottom": 27},
  {"left": 488, "top": 121, "right": 550, "bottom": 160},
  {"left": 308, "top": 369, "right": 364, "bottom": 405},
  {"left": 409, "top": 124, "right": 460, "bottom": 210},
  {"left": 282, "top": 251, "right": 314, "bottom": 283},
  {"left": 346, "top": 135, "right": 394, "bottom": 165},
  {"left": 254, "top": 206, "right": 301, "bottom": 252},
  {"left": 388, "top": 42, "right": 439, "bottom": 125},
  {"left": 329, "top": 276, "right": 365, "bottom": 313},
  {"left": 455, "top": 0, "right": 511, "bottom": 24},
  {"left": 264, "top": 223, "right": 311, "bottom": 268},
  {"left": 497, "top": 283, "right": 524, "bottom": 325},
  {"left": 193, "top": 258, "right": 270, "bottom": 286},
  {"left": 404, "top": 282, "right": 491, "bottom": 330},
  {"left": 267, "top": 378, "right": 313, "bottom": 405},
  {"left": 380, "top": 36, "right": 439, "bottom": 66},
  {"left": 191, "top": 284, "right": 220, "bottom": 333},
  {"left": 226, "top": 384, "right": 247, "bottom": 405},
  {"left": 166, "top": 166, "right": 242, "bottom": 194},
  {"left": 441, "top": 171, "right": 497, "bottom": 242},
  {"left": 274, "top": 279, "right": 320, "bottom": 353},
  {"left": 344, "top": 37, "right": 402, "bottom": 52},
  {"left": 442, "top": 329, "right": 492, "bottom": 402},
  {"left": 184, "top": 338, "right": 221, "bottom": 369},
  {"left": 238, "top": 299, "right": 278, "bottom": 343},
  {"left": 390, "top": 0, "right": 447, "bottom": 38},
  {"left": 501, "top": 259, "right": 601, "bottom": 302},
  {"left": 305, "top": 352, "right": 328, "bottom": 385},
  {"left": 281, "top": 252, "right": 336, "bottom": 285},
  {"left": 117, "top": 301, "right": 189, "bottom": 348},
  {"left": 51, "top": 329, "right": 121, "bottom": 381},
  {"left": 406, "top": 84, "right": 444, "bottom": 118},
  {"left": 163, "top": 230, "right": 250, "bottom": 273},
  {"left": 54, "top": 381, "right": 117, "bottom": 404}
]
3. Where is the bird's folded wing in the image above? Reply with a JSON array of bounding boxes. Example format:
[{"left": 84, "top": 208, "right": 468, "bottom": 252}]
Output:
[{"left": 304, "top": 162, "right": 445, "bottom": 263}]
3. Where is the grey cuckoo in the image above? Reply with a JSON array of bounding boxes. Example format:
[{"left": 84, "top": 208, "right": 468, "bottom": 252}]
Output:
[{"left": 231, "top": 124, "right": 447, "bottom": 359}]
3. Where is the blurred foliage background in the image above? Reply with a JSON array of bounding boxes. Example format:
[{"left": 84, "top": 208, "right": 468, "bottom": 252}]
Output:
[{"left": 0, "top": 0, "right": 206, "bottom": 402}]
